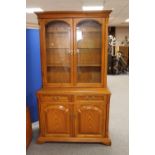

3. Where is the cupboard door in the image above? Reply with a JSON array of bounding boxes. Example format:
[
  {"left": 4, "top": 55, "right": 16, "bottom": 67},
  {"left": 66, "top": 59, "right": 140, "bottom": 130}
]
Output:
[
  {"left": 75, "top": 102, "right": 105, "bottom": 137},
  {"left": 74, "top": 18, "right": 103, "bottom": 86},
  {"left": 45, "top": 19, "right": 73, "bottom": 86},
  {"left": 40, "top": 103, "right": 72, "bottom": 137}
]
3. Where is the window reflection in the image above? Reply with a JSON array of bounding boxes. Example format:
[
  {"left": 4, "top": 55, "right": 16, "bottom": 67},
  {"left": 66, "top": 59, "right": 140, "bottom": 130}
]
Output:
[{"left": 76, "top": 28, "right": 83, "bottom": 41}]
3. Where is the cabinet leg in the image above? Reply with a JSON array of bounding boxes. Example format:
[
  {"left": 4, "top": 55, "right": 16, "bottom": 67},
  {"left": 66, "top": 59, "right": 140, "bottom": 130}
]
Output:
[
  {"left": 37, "top": 136, "right": 45, "bottom": 144},
  {"left": 102, "top": 138, "right": 112, "bottom": 146}
]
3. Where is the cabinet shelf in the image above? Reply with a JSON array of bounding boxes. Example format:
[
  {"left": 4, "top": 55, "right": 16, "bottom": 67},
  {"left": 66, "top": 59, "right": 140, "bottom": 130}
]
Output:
[
  {"left": 47, "top": 47, "right": 70, "bottom": 49},
  {"left": 82, "top": 32, "right": 101, "bottom": 34},
  {"left": 77, "top": 29, "right": 101, "bottom": 33},
  {"left": 78, "top": 64, "right": 101, "bottom": 67},
  {"left": 47, "top": 48, "right": 100, "bottom": 50},
  {"left": 47, "top": 64, "right": 100, "bottom": 67},
  {"left": 46, "top": 47, "right": 101, "bottom": 51},
  {"left": 77, "top": 48, "right": 101, "bottom": 49},
  {"left": 47, "top": 64, "right": 70, "bottom": 67},
  {"left": 47, "top": 31, "right": 69, "bottom": 33}
]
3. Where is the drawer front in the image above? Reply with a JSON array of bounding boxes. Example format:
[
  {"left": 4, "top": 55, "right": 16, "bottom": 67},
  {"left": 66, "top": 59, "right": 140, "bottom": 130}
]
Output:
[
  {"left": 40, "top": 95, "right": 72, "bottom": 102},
  {"left": 76, "top": 95, "right": 104, "bottom": 101}
]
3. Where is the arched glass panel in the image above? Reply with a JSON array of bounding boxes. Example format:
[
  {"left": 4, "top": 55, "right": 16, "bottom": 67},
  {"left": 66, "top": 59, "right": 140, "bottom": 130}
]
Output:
[
  {"left": 45, "top": 21, "right": 71, "bottom": 83},
  {"left": 76, "top": 20, "right": 102, "bottom": 83}
]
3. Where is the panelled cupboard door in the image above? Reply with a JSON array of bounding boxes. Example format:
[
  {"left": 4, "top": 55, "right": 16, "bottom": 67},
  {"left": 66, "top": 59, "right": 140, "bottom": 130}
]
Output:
[
  {"left": 73, "top": 18, "right": 104, "bottom": 87},
  {"left": 75, "top": 102, "right": 105, "bottom": 137},
  {"left": 40, "top": 103, "right": 72, "bottom": 137},
  {"left": 44, "top": 19, "right": 74, "bottom": 87}
]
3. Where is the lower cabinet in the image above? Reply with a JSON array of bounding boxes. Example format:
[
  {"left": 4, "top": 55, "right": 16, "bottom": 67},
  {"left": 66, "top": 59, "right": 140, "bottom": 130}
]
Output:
[
  {"left": 40, "top": 102, "right": 104, "bottom": 137},
  {"left": 37, "top": 93, "right": 111, "bottom": 145}
]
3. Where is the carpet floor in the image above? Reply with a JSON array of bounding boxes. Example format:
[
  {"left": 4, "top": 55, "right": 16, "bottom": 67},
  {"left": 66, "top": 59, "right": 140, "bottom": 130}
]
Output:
[{"left": 27, "top": 75, "right": 129, "bottom": 155}]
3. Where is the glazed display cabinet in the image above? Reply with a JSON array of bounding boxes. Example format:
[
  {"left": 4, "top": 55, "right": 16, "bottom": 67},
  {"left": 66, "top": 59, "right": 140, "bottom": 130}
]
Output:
[{"left": 36, "top": 11, "right": 112, "bottom": 145}]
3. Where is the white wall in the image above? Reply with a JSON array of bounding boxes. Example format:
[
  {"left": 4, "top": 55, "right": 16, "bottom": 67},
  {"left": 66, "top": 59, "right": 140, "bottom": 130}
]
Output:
[{"left": 115, "top": 27, "right": 129, "bottom": 45}]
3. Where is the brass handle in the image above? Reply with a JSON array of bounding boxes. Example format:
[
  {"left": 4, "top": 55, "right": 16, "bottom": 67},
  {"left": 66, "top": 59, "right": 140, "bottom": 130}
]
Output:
[
  {"left": 67, "top": 49, "right": 71, "bottom": 54},
  {"left": 68, "top": 50, "right": 73, "bottom": 55},
  {"left": 77, "top": 49, "right": 80, "bottom": 54},
  {"left": 70, "top": 49, "right": 79, "bottom": 55}
]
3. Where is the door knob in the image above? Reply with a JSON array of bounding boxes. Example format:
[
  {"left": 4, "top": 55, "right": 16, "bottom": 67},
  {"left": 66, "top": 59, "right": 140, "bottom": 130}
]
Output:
[{"left": 77, "top": 49, "right": 80, "bottom": 54}]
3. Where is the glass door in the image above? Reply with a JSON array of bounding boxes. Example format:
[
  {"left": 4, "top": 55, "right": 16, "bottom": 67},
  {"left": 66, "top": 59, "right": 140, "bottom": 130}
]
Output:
[
  {"left": 45, "top": 20, "right": 73, "bottom": 85},
  {"left": 74, "top": 19, "right": 103, "bottom": 86}
]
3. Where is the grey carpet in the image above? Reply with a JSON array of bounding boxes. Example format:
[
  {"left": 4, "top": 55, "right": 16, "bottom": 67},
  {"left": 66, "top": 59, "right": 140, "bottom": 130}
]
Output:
[{"left": 27, "top": 75, "right": 129, "bottom": 155}]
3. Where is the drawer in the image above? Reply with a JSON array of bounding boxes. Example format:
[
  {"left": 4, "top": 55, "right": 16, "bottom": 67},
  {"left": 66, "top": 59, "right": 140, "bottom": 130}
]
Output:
[
  {"left": 40, "top": 95, "right": 72, "bottom": 102},
  {"left": 76, "top": 95, "right": 104, "bottom": 101}
]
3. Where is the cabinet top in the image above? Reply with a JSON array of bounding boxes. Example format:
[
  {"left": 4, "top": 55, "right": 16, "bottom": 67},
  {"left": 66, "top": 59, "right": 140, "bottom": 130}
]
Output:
[{"left": 35, "top": 10, "right": 112, "bottom": 19}]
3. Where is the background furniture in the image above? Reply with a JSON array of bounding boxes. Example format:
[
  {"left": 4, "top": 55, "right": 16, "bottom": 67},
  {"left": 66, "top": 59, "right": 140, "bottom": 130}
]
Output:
[
  {"left": 118, "top": 46, "right": 129, "bottom": 67},
  {"left": 108, "top": 45, "right": 129, "bottom": 74},
  {"left": 26, "top": 107, "right": 32, "bottom": 148},
  {"left": 36, "top": 11, "right": 112, "bottom": 145}
]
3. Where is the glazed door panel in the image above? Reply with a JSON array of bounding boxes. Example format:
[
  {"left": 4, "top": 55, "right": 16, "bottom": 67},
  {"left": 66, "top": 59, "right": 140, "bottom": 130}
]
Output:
[
  {"left": 40, "top": 103, "right": 72, "bottom": 137},
  {"left": 45, "top": 19, "right": 73, "bottom": 86},
  {"left": 74, "top": 18, "right": 103, "bottom": 87},
  {"left": 75, "top": 102, "right": 105, "bottom": 137}
]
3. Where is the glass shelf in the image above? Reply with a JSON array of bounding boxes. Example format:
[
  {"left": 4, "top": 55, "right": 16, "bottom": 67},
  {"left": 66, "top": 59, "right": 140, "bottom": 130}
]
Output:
[
  {"left": 81, "top": 31, "right": 101, "bottom": 33},
  {"left": 78, "top": 64, "right": 101, "bottom": 67},
  {"left": 47, "top": 47, "right": 70, "bottom": 49},
  {"left": 47, "top": 64, "right": 70, "bottom": 67},
  {"left": 77, "top": 48, "right": 101, "bottom": 49},
  {"left": 47, "top": 31, "right": 69, "bottom": 33},
  {"left": 76, "top": 28, "right": 101, "bottom": 32}
]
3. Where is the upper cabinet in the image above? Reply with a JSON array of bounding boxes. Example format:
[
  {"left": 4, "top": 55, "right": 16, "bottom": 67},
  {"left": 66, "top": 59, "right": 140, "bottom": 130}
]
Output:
[{"left": 36, "top": 11, "right": 111, "bottom": 88}]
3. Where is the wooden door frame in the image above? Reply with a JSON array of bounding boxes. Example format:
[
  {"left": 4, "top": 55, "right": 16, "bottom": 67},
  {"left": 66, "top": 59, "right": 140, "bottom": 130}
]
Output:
[
  {"left": 102, "top": 18, "right": 109, "bottom": 88},
  {"left": 40, "top": 102, "right": 73, "bottom": 137},
  {"left": 39, "top": 19, "right": 47, "bottom": 87},
  {"left": 73, "top": 18, "right": 105, "bottom": 87},
  {"left": 40, "top": 18, "right": 74, "bottom": 88},
  {"left": 74, "top": 101, "right": 106, "bottom": 138}
]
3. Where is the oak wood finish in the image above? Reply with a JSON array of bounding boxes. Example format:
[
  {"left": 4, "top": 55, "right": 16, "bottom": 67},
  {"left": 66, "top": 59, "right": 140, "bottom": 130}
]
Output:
[
  {"left": 36, "top": 11, "right": 112, "bottom": 19},
  {"left": 36, "top": 11, "right": 112, "bottom": 145},
  {"left": 75, "top": 102, "right": 104, "bottom": 137},
  {"left": 40, "top": 102, "right": 72, "bottom": 137}
]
